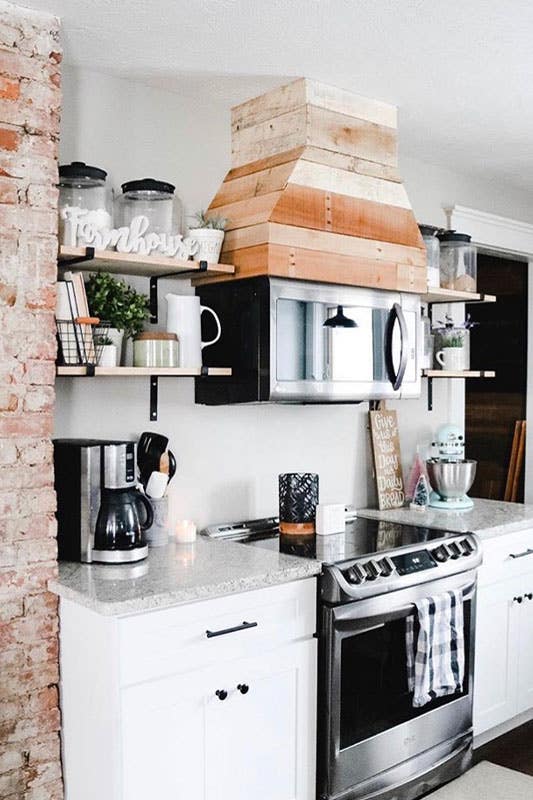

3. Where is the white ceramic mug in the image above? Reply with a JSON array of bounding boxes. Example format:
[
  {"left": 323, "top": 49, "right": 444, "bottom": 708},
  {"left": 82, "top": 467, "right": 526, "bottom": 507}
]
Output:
[
  {"left": 165, "top": 294, "right": 221, "bottom": 369},
  {"left": 435, "top": 347, "right": 465, "bottom": 371}
]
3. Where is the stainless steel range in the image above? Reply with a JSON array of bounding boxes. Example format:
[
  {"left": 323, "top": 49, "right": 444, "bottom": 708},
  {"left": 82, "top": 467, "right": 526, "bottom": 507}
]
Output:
[{"left": 203, "top": 514, "right": 482, "bottom": 800}]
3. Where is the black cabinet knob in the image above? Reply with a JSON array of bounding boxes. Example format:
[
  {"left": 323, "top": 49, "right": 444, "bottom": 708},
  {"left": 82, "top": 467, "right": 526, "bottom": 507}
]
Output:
[
  {"left": 237, "top": 683, "right": 249, "bottom": 695},
  {"left": 215, "top": 689, "right": 228, "bottom": 700},
  {"left": 514, "top": 596, "right": 523, "bottom": 604},
  {"left": 526, "top": 593, "right": 533, "bottom": 601}
]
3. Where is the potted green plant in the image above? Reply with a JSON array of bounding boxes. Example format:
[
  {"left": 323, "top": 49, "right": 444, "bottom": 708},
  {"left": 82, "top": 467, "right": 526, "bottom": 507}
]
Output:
[
  {"left": 188, "top": 210, "right": 227, "bottom": 263},
  {"left": 86, "top": 273, "right": 149, "bottom": 364},
  {"left": 435, "top": 331, "right": 465, "bottom": 371}
]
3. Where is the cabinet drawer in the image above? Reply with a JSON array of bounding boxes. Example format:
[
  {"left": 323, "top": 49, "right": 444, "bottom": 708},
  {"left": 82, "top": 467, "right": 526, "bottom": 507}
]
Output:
[
  {"left": 118, "top": 577, "right": 317, "bottom": 685},
  {"left": 479, "top": 529, "right": 533, "bottom": 587}
]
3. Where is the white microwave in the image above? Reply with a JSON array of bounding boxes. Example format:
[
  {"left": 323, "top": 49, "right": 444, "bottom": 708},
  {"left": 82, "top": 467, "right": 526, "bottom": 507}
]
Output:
[{"left": 195, "top": 277, "right": 421, "bottom": 404}]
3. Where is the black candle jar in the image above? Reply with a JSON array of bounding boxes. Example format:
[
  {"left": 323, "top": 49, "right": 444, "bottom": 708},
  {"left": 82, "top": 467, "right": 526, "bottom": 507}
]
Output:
[{"left": 278, "top": 473, "right": 319, "bottom": 535}]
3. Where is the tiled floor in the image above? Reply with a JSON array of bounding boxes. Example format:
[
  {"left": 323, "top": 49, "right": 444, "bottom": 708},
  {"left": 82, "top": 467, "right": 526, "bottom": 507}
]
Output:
[{"left": 474, "top": 721, "right": 533, "bottom": 776}]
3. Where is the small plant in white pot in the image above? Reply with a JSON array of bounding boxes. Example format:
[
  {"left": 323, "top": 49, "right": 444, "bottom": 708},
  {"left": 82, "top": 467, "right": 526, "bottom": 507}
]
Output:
[
  {"left": 189, "top": 210, "right": 227, "bottom": 264},
  {"left": 95, "top": 335, "right": 117, "bottom": 368},
  {"left": 85, "top": 272, "right": 149, "bottom": 365}
]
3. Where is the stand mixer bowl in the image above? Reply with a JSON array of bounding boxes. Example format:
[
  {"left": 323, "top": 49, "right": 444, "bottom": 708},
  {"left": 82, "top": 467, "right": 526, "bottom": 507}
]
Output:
[{"left": 426, "top": 459, "right": 477, "bottom": 500}]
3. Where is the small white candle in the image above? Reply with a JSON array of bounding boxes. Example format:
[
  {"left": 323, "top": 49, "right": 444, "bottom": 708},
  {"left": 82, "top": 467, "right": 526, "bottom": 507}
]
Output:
[{"left": 175, "top": 520, "right": 197, "bottom": 543}]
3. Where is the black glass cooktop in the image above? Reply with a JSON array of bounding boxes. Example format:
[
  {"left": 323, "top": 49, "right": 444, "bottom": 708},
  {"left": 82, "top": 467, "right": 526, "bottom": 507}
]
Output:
[{"left": 243, "top": 517, "right": 454, "bottom": 564}]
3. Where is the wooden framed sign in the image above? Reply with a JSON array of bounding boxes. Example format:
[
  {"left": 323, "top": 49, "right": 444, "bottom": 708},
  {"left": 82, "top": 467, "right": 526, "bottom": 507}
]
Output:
[{"left": 369, "top": 408, "right": 405, "bottom": 510}]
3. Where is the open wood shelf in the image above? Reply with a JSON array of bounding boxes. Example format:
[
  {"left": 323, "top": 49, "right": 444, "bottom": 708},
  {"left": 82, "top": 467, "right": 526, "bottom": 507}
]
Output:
[
  {"left": 423, "top": 370, "right": 495, "bottom": 378},
  {"left": 424, "top": 288, "right": 496, "bottom": 305},
  {"left": 58, "top": 246, "right": 235, "bottom": 279},
  {"left": 57, "top": 366, "right": 231, "bottom": 377}
]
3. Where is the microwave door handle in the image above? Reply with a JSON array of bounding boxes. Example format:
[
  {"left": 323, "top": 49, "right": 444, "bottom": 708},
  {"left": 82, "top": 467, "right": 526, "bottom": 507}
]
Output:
[{"left": 385, "top": 302, "right": 408, "bottom": 391}]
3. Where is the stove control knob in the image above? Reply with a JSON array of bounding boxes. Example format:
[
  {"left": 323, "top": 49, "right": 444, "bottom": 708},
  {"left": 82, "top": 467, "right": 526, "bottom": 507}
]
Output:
[
  {"left": 432, "top": 545, "right": 448, "bottom": 563},
  {"left": 346, "top": 565, "right": 365, "bottom": 584},
  {"left": 448, "top": 542, "right": 462, "bottom": 559},
  {"left": 365, "top": 561, "right": 380, "bottom": 580},
  {"left": 379, "top": 557, "right": 394, "bottom": 577},
  {"left": 460, "top": 538, "right": 474, "bottom": 556}
]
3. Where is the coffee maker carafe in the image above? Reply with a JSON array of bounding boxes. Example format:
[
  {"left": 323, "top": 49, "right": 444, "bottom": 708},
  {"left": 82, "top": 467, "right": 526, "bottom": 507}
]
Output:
[{"left": 54, "top": 439, "right": 151, "bottom": 563}]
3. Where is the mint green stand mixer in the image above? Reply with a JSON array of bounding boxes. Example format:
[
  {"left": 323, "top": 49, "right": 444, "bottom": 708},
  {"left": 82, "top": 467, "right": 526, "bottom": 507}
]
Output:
[{"left": 426, "top": 424, "right": 477, "bottom": 510}]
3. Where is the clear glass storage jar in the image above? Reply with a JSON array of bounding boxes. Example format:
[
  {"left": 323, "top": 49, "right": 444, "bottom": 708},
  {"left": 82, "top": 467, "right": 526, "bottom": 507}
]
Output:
[
  {"left": 133, "top": 332, "right": 179, "bottom": 368},
  {"left": 437, "top": 230, "right": 477, "bottom": 293},
  {"left": 115, "top": 178, "right": 182, "bottom": 245},
  {"left": 58, "top": 161, "right": 112, "bottom": 247},
  {"left": 419, "top": 224, "right": 440, "bottom": 289}
]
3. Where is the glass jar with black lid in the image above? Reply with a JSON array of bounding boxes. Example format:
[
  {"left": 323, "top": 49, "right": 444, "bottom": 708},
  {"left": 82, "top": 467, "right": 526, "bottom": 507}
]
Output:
[
  {"left": 58, "top": 161, "right": 112, "bottom": 246},
  {"left": 115, "top": 178, "right": 183, "bottom": 244},
  {"left": 437, "top": 230, "right": 477, "bottom": 293}
]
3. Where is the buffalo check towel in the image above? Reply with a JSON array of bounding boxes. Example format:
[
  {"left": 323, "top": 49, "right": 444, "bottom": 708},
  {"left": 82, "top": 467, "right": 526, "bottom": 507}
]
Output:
[{"left": 405, "top": 590, "right": 465, "bottom": 708}]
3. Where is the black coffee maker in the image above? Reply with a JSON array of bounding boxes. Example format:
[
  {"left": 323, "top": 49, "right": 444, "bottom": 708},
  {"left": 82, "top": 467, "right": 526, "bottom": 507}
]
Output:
[{"left": 54, "top": 439, "right": 152, "bottom": 563}]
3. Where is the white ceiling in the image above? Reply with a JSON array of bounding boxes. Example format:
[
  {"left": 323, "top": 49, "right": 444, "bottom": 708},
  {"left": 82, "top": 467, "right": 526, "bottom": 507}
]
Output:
[{"left": 20, "top": 0, "right": 533, "bottom": 198}]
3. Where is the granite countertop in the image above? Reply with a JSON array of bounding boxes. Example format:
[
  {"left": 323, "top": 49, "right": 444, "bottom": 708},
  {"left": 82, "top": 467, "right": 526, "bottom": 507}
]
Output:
[
  {"left": 357, "top": 498, "right": 533, "bottom": 540},
  {"left": 49, "top": 537, "right": 321, "bottom": 616}
]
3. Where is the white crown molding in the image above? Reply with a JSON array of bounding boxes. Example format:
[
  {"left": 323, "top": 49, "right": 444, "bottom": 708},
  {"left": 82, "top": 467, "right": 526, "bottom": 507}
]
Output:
[{"left": 445, "top": 204, "right": 533, "bottom": 258}]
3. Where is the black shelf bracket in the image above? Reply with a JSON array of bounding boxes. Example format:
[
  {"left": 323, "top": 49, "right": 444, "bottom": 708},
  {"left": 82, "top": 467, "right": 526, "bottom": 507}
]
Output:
[
  {"left": 148, "top": 365, "right": 210, "bottom": 420},
  {"left": 59, "top": 246, "right": 96, "bottom": 267},
  {"left": 427, "top": 377, "right": 433, "bottom": 411},
  {"left": 150, "top": 377, "right": 159, "bottom": 421},
  {"left": 149, "top": 261, "right": 209, "bottom": 323}
]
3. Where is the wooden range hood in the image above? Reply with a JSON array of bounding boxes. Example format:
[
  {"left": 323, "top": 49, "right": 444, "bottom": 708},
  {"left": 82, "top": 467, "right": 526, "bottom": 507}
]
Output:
[{"left": 203, "top": 78, "right": 427, "bottom": 293}]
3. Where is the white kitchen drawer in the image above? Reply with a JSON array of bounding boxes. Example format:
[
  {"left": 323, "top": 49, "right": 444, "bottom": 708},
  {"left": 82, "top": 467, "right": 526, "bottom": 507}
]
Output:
[
  {"left": 478, "top": 529, "right": 533, "bottom": 587},
  {"left": 118, "top": 577, "right": 317, "bottom": 685}
]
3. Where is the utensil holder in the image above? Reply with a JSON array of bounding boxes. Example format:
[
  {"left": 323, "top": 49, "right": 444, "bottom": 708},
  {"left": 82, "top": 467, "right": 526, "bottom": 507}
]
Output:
[{"left": 145, "top": 496, "right": 169, "bottom": 547}]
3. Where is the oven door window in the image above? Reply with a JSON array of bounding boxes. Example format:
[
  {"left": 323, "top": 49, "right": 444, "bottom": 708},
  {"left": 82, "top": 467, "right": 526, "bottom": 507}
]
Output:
[{"left": 339, "top": 603, "right": 471, "bottom": 749}]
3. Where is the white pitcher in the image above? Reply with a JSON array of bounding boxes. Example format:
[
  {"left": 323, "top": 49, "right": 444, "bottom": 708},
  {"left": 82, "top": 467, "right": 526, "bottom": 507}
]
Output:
[{"left": 165, "top": 294, "right": 221, "bottom": 369}]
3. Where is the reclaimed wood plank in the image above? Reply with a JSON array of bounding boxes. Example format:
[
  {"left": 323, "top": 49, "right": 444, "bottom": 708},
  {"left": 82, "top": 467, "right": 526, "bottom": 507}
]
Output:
[
  {"left": 210, "top": 160, "right": 296, "bottom": 208},
  {"left": 301, "top": 146, "right": 402, "bottom": 183},
  {"left": 209, "top": 191, "right": 282, "bottom": 231},
  {"left": 222, "top": 145, "right": 401, "bottom": 184},
  {"left": 269, "top": 185, "right": 422, "bottom": 247},
  {"left": 231, "top": 77, "right": 397, "bottom": 133},
  {"left": 231, "top": 106, "right": 307, "bottom": 168},
  {"left": 307, "top": 105, "right": 398, "bottom": 167},
  {"left": 222, "top": 222, "right": 426, "bottom": 267},
  {"left": 232, "top": 105, "right": 398, "bottom": 169},
  {"left": 289, "top": 160, "right": 409, "bottom": 207},
  {"left": 210, "top": 243, "right": 426, "bottom": 292}
]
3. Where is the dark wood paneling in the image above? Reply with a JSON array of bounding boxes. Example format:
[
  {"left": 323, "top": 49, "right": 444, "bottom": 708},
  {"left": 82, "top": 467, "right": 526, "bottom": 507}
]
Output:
[{"left": 466, "top": 255, "right": 527, "bottom": 501}]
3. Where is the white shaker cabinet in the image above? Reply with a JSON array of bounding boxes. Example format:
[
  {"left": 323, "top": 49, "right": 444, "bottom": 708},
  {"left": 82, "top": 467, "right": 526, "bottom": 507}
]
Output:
[
  {"left": 474, "top": 530, "right": 533, "bottom": 738},
  {"left": 60, "top": 578, "right": 317, "bottom": 800},
  {"left": 121, "top": 640, "right": 316, "bottom": 800}
]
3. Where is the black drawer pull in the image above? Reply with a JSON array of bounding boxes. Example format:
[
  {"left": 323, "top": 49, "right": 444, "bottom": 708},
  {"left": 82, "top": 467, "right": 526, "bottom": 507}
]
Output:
[
  {"left": 509, "top": 549, "right": 533, "bottom": 559},
  {"left": 237, "top": 683, "right": 249, "bottom": 695},
  {"left": 514, "top": 596, "right": 523, "bottom": 604},
  {"left": 206, "top": 620, "right": 258, "bottom": 639},
  {"left": 215, "top": 689, "right": 228, "bottom": 701},
  {"left": 526, "top": 593, "right": 533, "bottom": 601}
]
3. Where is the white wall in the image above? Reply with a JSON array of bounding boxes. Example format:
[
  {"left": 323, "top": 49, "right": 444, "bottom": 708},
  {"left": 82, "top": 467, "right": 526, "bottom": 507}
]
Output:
[{"left": 55, "top": 66, "right": 532, "bottom": 528}]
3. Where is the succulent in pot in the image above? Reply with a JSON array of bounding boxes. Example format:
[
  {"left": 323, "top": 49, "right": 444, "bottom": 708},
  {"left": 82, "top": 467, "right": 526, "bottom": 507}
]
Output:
[
  {"left": 85, "top": 272, "right": 150, "bottom": 364},
  {"left": 189, "top": 210, "right": 227, "bottom": 264},
  {"left": 94, "top": 334, "right": 117, "bottom": 368}
]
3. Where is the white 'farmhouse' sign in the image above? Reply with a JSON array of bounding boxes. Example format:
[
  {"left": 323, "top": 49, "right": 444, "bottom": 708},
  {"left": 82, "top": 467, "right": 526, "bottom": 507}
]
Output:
[{"left": 60, "top": 206, "right": 199, "bottom": 260}]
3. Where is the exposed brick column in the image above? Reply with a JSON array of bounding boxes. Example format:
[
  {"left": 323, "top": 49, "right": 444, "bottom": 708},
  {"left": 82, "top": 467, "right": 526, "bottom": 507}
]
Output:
[{"left": 0, "top": 3, "right": 62, "bottom": 798}]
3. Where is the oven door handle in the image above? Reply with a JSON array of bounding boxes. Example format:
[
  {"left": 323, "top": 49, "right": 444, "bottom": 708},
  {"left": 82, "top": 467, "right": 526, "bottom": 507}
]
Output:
[
  {"left": 385, "top": 302, "right": 408, "bottom": 391},
  {"left": 332, "top": 582, "right": 476, "bottom": 631}
]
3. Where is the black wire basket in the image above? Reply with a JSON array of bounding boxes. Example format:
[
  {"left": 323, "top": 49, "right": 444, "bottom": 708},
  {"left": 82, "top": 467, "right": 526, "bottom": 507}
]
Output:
[{"left": 56, "top": 318, "right": 109, "bottom": 367}]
